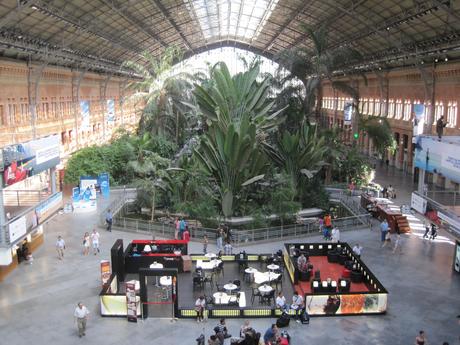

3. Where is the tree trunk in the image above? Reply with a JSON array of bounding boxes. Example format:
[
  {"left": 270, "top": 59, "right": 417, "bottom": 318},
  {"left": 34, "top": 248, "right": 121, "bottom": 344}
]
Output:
[
  {"left": 150, "top": 187, "right": 156, "bottom": 221},
  {"left": 175, "top": 111, "right": 179, "bottom": 145},
  {"left": 325, "top": 165, "right": 332, "bottom": 185},
  {"left": 315, "top": 83, "right": 323, "bottom": 125}
]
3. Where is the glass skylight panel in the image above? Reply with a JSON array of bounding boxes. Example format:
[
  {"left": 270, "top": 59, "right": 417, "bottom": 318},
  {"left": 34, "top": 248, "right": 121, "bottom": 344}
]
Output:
[{"left": 186, "top": 0, "right": 279, "bottom": 42}]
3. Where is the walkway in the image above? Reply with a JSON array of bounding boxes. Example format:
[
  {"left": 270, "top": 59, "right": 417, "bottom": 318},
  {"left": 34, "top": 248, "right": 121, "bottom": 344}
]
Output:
[{"left": 0, "top": 180, "right": 459, "bottom": 345}]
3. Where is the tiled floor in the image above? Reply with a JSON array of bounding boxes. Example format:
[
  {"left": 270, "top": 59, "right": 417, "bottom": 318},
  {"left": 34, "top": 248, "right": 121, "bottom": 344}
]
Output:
[{"left": 0, "top": 170, "right": 459, "bottom": 345}]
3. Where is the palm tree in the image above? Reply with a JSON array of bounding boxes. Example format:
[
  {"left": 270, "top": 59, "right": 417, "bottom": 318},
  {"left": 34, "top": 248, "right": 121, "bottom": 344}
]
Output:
[
  {"left": 264, "top": 124, "right": 327, "bottom": 198},
  {"left": 123, "top": 47, "right": 199, "bottom": 145},
  {"left": 127, "top": 133, "right": 170, "bottom": 221}
]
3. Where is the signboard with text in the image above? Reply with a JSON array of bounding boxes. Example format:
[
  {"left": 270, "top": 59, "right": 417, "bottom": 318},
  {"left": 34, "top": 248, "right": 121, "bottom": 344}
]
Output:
[{"left": 126, "top": 281, "right": 138, "bottom": 322}]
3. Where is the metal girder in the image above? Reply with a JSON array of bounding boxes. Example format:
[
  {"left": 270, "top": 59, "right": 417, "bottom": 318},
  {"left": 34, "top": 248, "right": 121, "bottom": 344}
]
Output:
[
  {"left": 100, "top": 0, "right": 167, "bottom": 48},
  {"left": 184, "top": 0, "right": 208, "bottom": 47},
  {"left": 150, "top": 0, "right": 193, "bottom": 51},
  {"left": 0, "top": 0, "right": 35, "bottom": 29},
  {"left": 182, "top": 40, "right": 274, "bottom": 61},
  {"left": 263, "top": 0, "right": 314, "bottom": 52},
  {"left": 433, "top": 0, "right": 460, "bottom": 22},
  {"left": 27, "top": 59, "right": 48, "bottom": 140},
  {"left": 31, "top": 0, "right": 141, "bottom": 55},
  {"left": 0, "top": 29, "right": 135, "bottom": 76}
]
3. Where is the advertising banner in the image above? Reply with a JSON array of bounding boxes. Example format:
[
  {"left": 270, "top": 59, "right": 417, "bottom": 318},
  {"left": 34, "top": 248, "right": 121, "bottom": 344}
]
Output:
[
  {"left": 8, "top": 216, "right": 27, "bottom": 243},
  {"left": 412, "top": 104, "right": 425, "bottom": 139},
  {"left": 126, "top": 281, "right": 138, "bottom": 322},
  {"left": 344, "top": 101, "right": 353, "bottom": 125},
  {"left": 305, "top": 293, "right": 387, "bottom": 315},
  {"left": 107, "top": 99, "right": 115, "bottom": 123},
  {"left": 72, "top": 187, "right": 80, "bottom": 202},
  {"left": 99, "top": 173, "right": 110, "bottom": 198},
  {"left": 411, "top": 192, "right": 427, "bottom": 214},
  {"left": 35, "top": 192, "right": 63, "bottom": 224},
  {"left": 100, "top": 295, "right": 140, "bottom": 316},
  {"left": 80, "top": 100, "right": 90, "bottom": 130},
  {"left": 414, "top": 136, "right": 460, "bottom": 184},
  {"left": 2, "top": 134, "right": 60, "bottom": 187},
  {"left": 101, "top": 260, "right": 111, "bottom": 287}
]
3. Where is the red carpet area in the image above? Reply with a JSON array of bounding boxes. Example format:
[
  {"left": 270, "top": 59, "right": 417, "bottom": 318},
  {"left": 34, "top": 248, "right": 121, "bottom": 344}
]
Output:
[{"left": 295, "top": 256, "right": 371, "bottom": 295}]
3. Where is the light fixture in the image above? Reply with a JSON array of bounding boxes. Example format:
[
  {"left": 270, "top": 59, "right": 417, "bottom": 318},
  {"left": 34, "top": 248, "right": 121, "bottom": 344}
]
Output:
[
  {"left": 420, "top": 60, "right": 424, "bottom": 64},
  {"left": 434, "top": 58, "right": 439, "bottom": 62},
  {"left": 444, "top": 57, "right": 448, "bottom": 61}
]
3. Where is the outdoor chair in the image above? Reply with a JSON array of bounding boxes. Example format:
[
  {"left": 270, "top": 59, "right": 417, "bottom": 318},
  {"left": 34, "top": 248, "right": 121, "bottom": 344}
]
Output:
[{"left": 251, "top": 288, "right": 262, "bottom": 304}]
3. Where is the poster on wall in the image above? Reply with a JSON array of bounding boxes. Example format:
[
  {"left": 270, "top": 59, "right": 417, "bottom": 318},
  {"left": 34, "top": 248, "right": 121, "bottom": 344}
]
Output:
[
  {"left": 412, "top": 104, "right": 425, "bottom": 138},
  {"left": 2, "top": 134, "right": 60, "bottom": 187},
  {"left": 80, "top": 100, "right": 90, "bottom": 130},
  {"left": 100, "top": 260, "right": 111, "bottom": 287},
  {"left": 8, "top": 216, "right": 27, "bottom": 243},
  {"left": 414, "top": 136, "right": 460, "bottom": 184},
  {"left": 99, "top": 173, "right": 110, "bottom": 198},
  {"left": 126, "top": 281, "right": 138, "bottom": 322},
  {"left": 344, "top": 101, "right": 353, "bottom": 125},
  {"left": 305, "top": 293, "right": 387, "bottom": 315},
  {"left": 411, "top": 192, "right": 427, "bottom": 214},
  {"left": 107, "top": 99, "right": 115, "bottom": 123}
]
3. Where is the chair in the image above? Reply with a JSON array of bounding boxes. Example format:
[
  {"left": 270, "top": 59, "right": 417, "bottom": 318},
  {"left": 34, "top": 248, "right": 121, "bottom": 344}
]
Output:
[
  {"left": 342, "top": 268, "right": 351, "bottom": 278},
  {"left": 193, "top": 276, "right": 204, "bottom": 289},
  {"left": 299, "top": 270, "right": 310, "bottom": 282},
  {"left": 338, "top": 278, "right": 350, "bottom": 292},
  {"left": 338, "top": 253, "right": 348, "bottom": 265},
  {"left": 350, "top": 270, "right": 363, "bottom": 283},
  {"left": 251, "top": 288, "right": 262, "bottom": 304},
  {"left": 233, "top": 280, "right": 241, "bottom": 292},
  {"left": 261, "top": 289, "right": 275, "bottom": 305},
  {"left": 344, "top": 260, "right": 354, "bottom": 270},
  {"left": 314, "top": 270, "right": 321, "bottom": 280},
  {"left": 272, "top": 274, "right": 283, "bottom": 291},
  {"left": 327, "top": 250, "right": 339, "bottom": 263},
  {"left": 202, "top": 273, "right": 213, "bottom": 289},
  {"left": 215, "top": 282, "right": 224, "bottom": 292},
  {"left": 217, "top": 261, "right": 224, "bottom": 277}
]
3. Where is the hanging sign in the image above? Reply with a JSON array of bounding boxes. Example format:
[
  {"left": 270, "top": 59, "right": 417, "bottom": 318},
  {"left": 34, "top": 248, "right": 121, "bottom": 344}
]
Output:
[
  {"left": 100, "top": 260, "right": 111, "bottom": 287},
  {"left": 126, "top": 281, "right": 138, "bottom": 322}
]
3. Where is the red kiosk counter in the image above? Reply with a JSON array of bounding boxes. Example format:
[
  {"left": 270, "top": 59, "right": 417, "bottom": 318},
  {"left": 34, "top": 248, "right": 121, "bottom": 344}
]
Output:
[{"left": 124, "top": 239, "right": 190, "bottom": 273}]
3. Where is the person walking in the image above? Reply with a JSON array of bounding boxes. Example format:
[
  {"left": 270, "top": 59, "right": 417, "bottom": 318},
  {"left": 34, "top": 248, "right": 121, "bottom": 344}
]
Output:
[
  {"left": 55, "top": 235, "right": 66, "bottom": 260},
  {"left": 436, "top": 115, "right": 446, "bottom": 140},
  {"left": 74, "top": 302, "right": 90, "bottom": 338},
  {"left": 415, "top": 330, "right": 427, "bottom": 345},
  {"left": 331, "top": 226, "right": 340, "bottom": 243},
  {"left": 392, "top": 229, "right": 402, "bottom": 254},
  {"left": 82, "top": 232, "right": 90, "bottom": 256},
  {"left": 216, "top": 227, "right": 223, "bottom": 252},
  {"left": 174, "top": 217, "right": 180, "bottom": 240},
  {"left": 352, "top": 243, "right": 363, "bottom": 258},
  {"left": 105, "top": 209, "right": 113, "bottom": 232},
  {"left": 203, "top": 235, "right": 208, "bottom": 254},
  {"left": 91, "top": 229, "right": 100, "bottom": 255},
  {"left": 423, "top": 222, "right": 431, "bottom": 239},
  {"left": 380, "top": 219, "right": 389, "bottom": 247},
  {"left": 430, "top": 223, "right": 438, "bottom": 240}
]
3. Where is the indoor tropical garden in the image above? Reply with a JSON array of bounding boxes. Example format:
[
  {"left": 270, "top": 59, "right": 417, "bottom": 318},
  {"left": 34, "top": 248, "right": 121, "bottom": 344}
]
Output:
[{"left": 65, "top": 27, "right": 395, "bottom": 230}]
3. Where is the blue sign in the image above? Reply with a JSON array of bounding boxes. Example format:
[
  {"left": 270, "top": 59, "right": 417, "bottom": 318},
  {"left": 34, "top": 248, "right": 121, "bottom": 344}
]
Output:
[
  {"left": 83, "top": 187, "right": 91, "bottom": 201},
  {"left": 72, "top": 187, "right": 80, "bottom": 202},
  {"left": 80, "top": 100, "right": 90, "bottom": 130},
  {"left": 99, "top": 172, "right": 110, "bottom": 198}
]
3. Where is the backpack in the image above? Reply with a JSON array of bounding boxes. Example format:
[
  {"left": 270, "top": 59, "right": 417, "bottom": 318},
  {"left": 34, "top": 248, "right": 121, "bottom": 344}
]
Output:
[
  {"left": 276, "top": 312, "right": 290, "bottom": 328},
  {"left": 300, "top": 310, "right": 310, "bottom": 324}
]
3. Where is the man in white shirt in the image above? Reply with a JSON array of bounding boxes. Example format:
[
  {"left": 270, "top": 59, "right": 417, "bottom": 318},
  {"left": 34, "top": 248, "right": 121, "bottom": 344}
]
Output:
[
  {"left": 352, "top": 244, "right": 363, "bottom": 258},
  {"left": 74, "top": 302, "right": 90, "bottom": 337},
  {"left": 291, "top": 291, "right": 304, "bottom": 323},
  {"left": 55, "top": 235, "right": 66, "bottom": 260},
  {"left": 276, "top": 292, "right": 289, "bottom": 313},
  {"left": 91, "top": 229, "right": 100, "bottom": 255},
  {"left": 331, "top": 227, "right": 340, "bottom": 243}
]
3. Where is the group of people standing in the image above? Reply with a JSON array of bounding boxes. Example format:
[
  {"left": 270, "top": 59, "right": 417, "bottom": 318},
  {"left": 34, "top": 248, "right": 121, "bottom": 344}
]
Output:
[
  {"left": 319, "top": 214, "right": 340, "bottom": 242},
  {"left": 174, "top": 217, "right": 191, "bottom": 241},
  {"left": 382, "top": 185, "right": 396, "bottom": 199}
]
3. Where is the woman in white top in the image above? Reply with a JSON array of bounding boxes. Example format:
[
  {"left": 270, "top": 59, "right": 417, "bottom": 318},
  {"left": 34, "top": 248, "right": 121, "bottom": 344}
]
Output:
[
  {"left": 276, "top": 292, "right": 289, "bottom": 312},
  {"left": 195, "top": 296, "right": 206, "bottom": 322},
  {"left": 291, "top": 291, "right": 304, "bottom": 323},
  {"left": 90, "top": 229, "right": 100, "bottom": 255},
  {"left": 82, "top": 232, "right": 90, "bottom": 256}
]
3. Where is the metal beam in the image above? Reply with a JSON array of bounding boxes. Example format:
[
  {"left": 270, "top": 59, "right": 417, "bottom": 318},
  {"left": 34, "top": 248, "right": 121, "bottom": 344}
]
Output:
[
  {"left": 0, "top": 0, "right": 35, "bottom": 29},
  {"left": 150, "top": 0, "right": 193, "bottom": 51},
  {"left": 100, "top": 0, "right": 167, "bottom": 47},
  {"left": 263, "top": 0, "right": 313, "bottom": 52}
]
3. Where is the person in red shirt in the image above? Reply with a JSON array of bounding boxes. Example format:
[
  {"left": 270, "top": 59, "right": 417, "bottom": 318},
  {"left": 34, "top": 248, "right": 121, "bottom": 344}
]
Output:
[{"left": 183, "top": 227, "right": 190, "bottom": 242}]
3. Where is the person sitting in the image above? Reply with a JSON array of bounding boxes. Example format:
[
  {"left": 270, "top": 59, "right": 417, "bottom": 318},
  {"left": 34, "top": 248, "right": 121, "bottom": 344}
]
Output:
[
  {"left": 207, "top": 335, "right": 220, "bottom": 345},
  {"left": 352, "top": 244, "right": 363, "bottom": 258},
  {"left": 240, "top": 320, "right": 252, "bottom": 338},
  {"left": 297, "top": 254, "right": 307, "bottom": 272},
  {"left": 214, "top": 318, "right": 231, "bottom": 344},
  {"left": 263, "top": 324, "right": 278, "bottom": 345},
  {"left": 276, "top": 292, "right": 289, "bottom": 313},
  {"left": 291, "top": 291, "right": 304, "bottom": 323}
]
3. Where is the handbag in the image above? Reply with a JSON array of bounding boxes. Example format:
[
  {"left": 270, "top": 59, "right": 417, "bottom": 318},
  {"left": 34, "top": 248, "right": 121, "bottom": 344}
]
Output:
[{"left": 385, "top": 232, "right": 391, "bottom": 241}]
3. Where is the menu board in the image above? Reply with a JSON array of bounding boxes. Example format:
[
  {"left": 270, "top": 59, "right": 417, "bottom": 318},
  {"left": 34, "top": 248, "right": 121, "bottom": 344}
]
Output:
[{"left": 126, "top": 281, "right": 138, "bottom": 322}]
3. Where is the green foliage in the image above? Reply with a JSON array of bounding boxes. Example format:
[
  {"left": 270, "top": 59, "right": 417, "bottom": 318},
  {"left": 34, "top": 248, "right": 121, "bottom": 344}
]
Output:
[
  {"left": 360, "top": 116, "right": 397, "bottom": 155},
  {"left": 64, "top": 146, "right": 110, "bottom": 185},
  {"left": 299, "top": 177, "right": 330, "bottom": 209}
]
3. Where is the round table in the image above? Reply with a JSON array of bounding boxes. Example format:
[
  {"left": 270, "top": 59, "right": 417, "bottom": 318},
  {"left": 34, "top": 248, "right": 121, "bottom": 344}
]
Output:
[
  {"left": 244, "top": 267, "right": 258, "bottom": 282},
  {"left": 150, "top": 262, "right": 164, "bottom": 285},
  {"left": 213, "top": 292, "right": 228, "bottom": 304},
  {"left": 258, "top": 284, "right": 273, "bottom": 294},
  {"left": 267, "top": 264, "right": 280, "bottom": 271},
  {"left": 223, "top": 283, "right": 238, "bottom": 294},
  {"left": 205, "top": 253, "right": 217, "bottom": 259}
]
